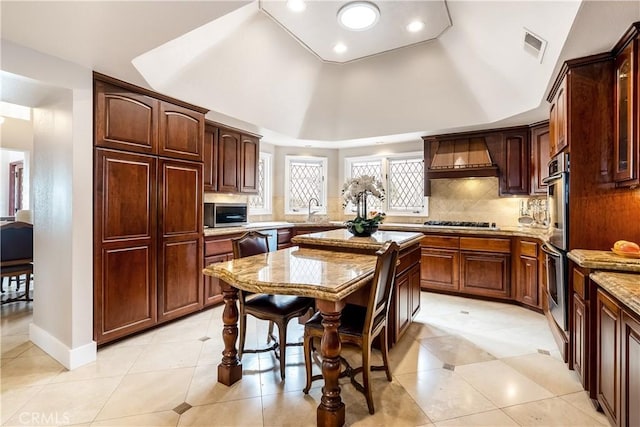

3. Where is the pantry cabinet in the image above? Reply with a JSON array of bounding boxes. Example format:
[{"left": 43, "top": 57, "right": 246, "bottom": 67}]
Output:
[{"left": 93, "top": 73, "right": 207, "bottom": 345}]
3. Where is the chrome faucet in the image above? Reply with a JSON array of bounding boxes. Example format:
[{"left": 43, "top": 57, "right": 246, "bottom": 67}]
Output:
[{"left": 307, "top": 198, "right": 320, "bottom": 222}]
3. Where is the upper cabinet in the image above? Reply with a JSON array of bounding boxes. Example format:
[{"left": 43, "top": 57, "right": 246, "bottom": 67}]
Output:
[
  {"left": 613, "top": 26, "right": 639, "bottom": 187},
  {"left": 549, "top": 76, "right": 568, "bottom": 158},
  {"left": 530, "top": 122, "right": 551, "bottom": 195},
  {"left": 94, "top": 73, "right": 206, "bottom": 159},
  {"left": 158, "top": 102, "right": 204, "bottom": 162},
  {"left": 203, "top": 121, "right": 261, "bottom": 194},
  {"left": 502, "top": 129, "right": 530, "bottom": 195}
]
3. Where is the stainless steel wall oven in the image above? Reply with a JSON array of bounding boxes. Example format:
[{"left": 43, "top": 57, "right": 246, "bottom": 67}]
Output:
[{"left": 542, "top": 153, "right": 570, "bottom": 331}]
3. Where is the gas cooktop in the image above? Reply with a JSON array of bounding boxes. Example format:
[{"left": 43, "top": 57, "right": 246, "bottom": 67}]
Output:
[{"left": 423, "top": 220, "right": 499, "bottom": 230}]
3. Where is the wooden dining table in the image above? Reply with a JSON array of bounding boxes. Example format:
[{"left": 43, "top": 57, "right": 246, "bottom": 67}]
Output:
[{"left": 203, "top": 245, "right": 378, "bottom": 427}]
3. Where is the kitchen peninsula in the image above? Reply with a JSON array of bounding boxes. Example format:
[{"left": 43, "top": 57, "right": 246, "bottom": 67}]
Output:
[{"left": 292, "top": 228, "right": 424, "bottom": 344}]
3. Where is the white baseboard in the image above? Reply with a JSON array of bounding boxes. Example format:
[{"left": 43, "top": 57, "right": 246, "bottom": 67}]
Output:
[{"left": 29, "top": 323, "right": 96, "bottom": 370}]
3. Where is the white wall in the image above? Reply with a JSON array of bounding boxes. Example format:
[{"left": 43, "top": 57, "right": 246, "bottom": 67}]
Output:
[{"left": 2, "top": 40, "right": 95, "bottom": 369}]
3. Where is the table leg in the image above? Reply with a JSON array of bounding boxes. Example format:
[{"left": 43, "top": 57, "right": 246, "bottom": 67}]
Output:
[
  {"left": 217, "top": 282, "right": 242, "bottom": 386},
  {"left": 316, "top": 300, "right": 346, "bottom": 427}
]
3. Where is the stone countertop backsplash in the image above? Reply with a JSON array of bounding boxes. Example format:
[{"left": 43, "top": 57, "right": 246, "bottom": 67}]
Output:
[{"left": 590, "top": 271, "right": 640, "bottom": 318}]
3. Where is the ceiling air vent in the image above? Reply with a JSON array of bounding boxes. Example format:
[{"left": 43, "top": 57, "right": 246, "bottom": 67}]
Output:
[{"left": 523, "top": 28, "right": 547, "bottom": 63}]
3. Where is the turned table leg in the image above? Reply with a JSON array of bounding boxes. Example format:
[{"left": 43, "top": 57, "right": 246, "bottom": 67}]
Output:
[
  {"left": 316, "top": 300, "right": 346, "bottom": 427},
  {"left": 217, "top": 282, "right": 242, "bottom": 386}
]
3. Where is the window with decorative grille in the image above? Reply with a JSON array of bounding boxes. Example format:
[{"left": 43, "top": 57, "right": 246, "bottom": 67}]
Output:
[
  {"left": 284, "top": 155, "right": 327, "bottom": 214},
  {"left": 249, "top": 152, "right": 271, "bottom": 214},
  {"left": 345, "top": 153, "right": 427, "bottom": 216}
]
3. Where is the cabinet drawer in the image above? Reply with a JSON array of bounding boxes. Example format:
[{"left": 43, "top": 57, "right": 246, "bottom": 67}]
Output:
[
  {"left": 520, "top": 240, "right": 538, "bottom": 257},
  {"left": 460, "top": 237, "right": 511, "bottom": 253},
  {"left": 204, "top": 233, "right": 243, "bottom": 256},
  {"left": 573, "top": 267, "right": 587, "bottom": 299},
  {"left": 277, "top": 228, "right": 293, "bottom": 244},
  {"left": 397, "top": 245, "right": 420, "bottom": 274},
  {"left": 421, "top": 235, "right": 460, "bottom": 249}
]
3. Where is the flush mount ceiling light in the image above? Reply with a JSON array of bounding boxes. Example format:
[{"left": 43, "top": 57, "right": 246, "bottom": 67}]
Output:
[
  {"left": 286, "top": 0, "right": 306, "bottom": 12},
  {"left": 406, "top": 20, "right": 425, "bottom": 33},
  {"left": 333, "top": 42, "right": 348, "bottom": 54},
  {"left": 337, "top": 1, "right": 380, "bottom": 31}
]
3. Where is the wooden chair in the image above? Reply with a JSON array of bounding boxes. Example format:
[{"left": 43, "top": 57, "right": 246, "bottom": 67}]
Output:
[
  {"left": 302, "top": 241, "right": 400, "bottom": 414},
  {"left": 232, "top": 231, "right": 315, "bottom": 380},
  {"left": 1, "top": 221, "right": 34, "bottom": 304}
]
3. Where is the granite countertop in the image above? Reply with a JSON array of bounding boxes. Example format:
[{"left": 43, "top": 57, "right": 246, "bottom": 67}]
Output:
[
  {"left": 590, "top": 271, "right": 640, "bottom": 317},
  {"left": 291, "top": 228, "right": 424, "bottom": 250},
  {"left": 203, "top": 221, "right": 551, "bottom": 240},
  {"left": 203, "top": 246, "right": 377, "bottom": 301},
  {"left": 568, "top": 249, "right": 640, "bottom": 273}
]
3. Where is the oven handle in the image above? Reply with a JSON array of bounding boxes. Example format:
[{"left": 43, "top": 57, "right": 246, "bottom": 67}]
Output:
[
  {"left": 542, "top": 171, "right": 565, "bottom": 184},
  {"left": 541, "top": 242, "right": 562, "bottom": 258}
]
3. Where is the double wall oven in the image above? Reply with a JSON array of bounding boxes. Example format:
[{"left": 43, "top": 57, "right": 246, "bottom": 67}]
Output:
[{"left": 541, "top": 153, "right": 570, "bottom": 331}]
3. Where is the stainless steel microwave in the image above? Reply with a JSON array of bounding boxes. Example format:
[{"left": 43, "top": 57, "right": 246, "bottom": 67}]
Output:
[{"left": 204, "top": 203, "right": 248, "bottom": 228}]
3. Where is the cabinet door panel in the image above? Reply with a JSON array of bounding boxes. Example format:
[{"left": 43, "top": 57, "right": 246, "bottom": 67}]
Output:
[
  {"left": 240, "top": 135, "right": 260, "bottom": 193},
  {"left": 420, "top": 248, "right": 459, "bottom": 291},
  {"left": 503, "top": 132, "right": 529, "bottom": 195},
  {"left": 614, "top": 40, "right": 638, "bottom": 184},
  {"left": 460, "top": 252, "right": 510, "bottom": 298},
  {"left": 555, "top": 79, "right": 568, "bottom": 155},
  {"left": 573, "top": 293, "right": 587, "bottom": 386},
  {"left": 597, "top": 289, "right": 620, "bottom": 426},
  {"left": 622, "top": 312, "right": 640, "bottom": 427},
  {"left": 203, "top": 254, "right": 228, "bottom": 307},
  {"left": 395, "top": 272, "right": 411, "bottom": 339},
  {"left": 96, "top": 150, "right": 156, "bottom": 242},
  {"left": 203, "top": 123, "right": 218, "bottom": 191},
  {"left": 159, "top": 160, "right": 202, "bottom": 236},
  {"left": 531, "top": 124, "right": 551, "bottom": 195},
  {"left": 158, "top": 238, "right": 203, "bottom": 321},
  {"left": 517, "top": 256, "right": 538, "bottom": 307},
  {"left": 218, "top": 130, "right": 241, "bottom": 192},
  {"left": 158, "top": 101, "right": 204, "bottom": 161},
  {"left": 95, "top": 81, "right": 158, "bottom": 154},
  {"left": 410, "top": 265, "right": 421, "bottom": 318}
]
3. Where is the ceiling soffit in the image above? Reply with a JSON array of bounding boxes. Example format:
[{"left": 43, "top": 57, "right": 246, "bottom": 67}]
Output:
[{"left": 259, "top": 0, "right": 452, "bottom": 63}]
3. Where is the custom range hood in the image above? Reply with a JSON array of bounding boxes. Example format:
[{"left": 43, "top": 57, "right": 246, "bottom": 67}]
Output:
[{"left": 425, "top": 137, "right": 499, "bottom": 179}]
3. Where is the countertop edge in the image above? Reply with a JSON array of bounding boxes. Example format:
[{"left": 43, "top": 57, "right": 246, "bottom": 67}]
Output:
[{"left": 590, "top": 271, "right": 640, "bottom": 318}]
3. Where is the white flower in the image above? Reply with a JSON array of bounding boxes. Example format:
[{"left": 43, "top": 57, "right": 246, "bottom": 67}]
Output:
[{"left": 341, "top": 175, "right": 385, "bottom": 205}]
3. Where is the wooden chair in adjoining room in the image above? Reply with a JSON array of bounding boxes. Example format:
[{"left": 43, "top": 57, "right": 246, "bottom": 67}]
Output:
[
  {"left": 1, "top": 221, "right": 34, "bottom": 304},
  {"left": 231, "top": 231, "right": 315, "bottom": 380},
  {"left": 302, "top": 240, "right": 400, "bottom": 414}
]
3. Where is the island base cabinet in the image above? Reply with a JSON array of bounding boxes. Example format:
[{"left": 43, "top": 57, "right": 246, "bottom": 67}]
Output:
[
  {"left": 395, "top": 264, "right": 421, "bottom": 342},
  {"left": 597, "top": 289, "right": 621, "bottom": 426},
  {"left": 622, "top": 312, "right": 640, "bottom": 427}
]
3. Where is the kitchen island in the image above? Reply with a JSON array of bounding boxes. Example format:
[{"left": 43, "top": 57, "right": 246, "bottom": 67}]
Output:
[{"left": 292, "top": 228, "right": 424, "bottom": 344}]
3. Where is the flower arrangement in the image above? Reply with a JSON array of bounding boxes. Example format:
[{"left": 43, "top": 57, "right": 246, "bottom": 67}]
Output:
[{"left": 341, "top": 175, "right": 386, "bottom": 236}]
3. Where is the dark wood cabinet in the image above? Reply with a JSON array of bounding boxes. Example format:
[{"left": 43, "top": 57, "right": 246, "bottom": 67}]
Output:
[
  {"left": 614, "top": 33, "right": 639, "bottom": 187},
  {"left": 460, "top": 251, "right": 510, "bottom": 299},
  {"left": 621, "top": 312, "right": 640, "bottom": 427},
  {"left": 530, "top": 122, "right": 551, "bottom": 195},
  {"left": 93, "top": 73, "right": 207, "bottom": 345},
  {"left": 217, "top": 129, "right": 241, "bottom": 193},
  {"left": 157, "top": 159, "right": 203, "bottom": 322},
  {"left": 95, "top": 80, "right": 158, "bottom": 155},
  {"left": 394, "top": 246, "right": 421, "bottom": 342},
  {"left": 202, "top": 232, "right": 244, "bottom": 307},
  {"left": 516, "top": 239, "right": 539, "bottom": 308},
  {"left": 94, "top": 149, "right": 158, "bottom": 343},
  {"left": 203, "top": 123, "right": 218, "bottom": 191},
  {"left": 277, "top": 228, "right": 293, "bottom": 249},
  {"left": 571, "top": 266, "right": 591, "bottom": 390},
  {"left": 240, "top": 134, "right": 259, "bottom": 193},
  {"left": 420, "top": 235, "right": 459, "bottom": 291},
  {"left": 158, "top": 101, "right": 204, "bottom": 162},
  {"left": 502, "top": 131, "right": 530, "bottom": 195},
  {"left": 597, "top": 288, "right": 621, "bottom": 426},
  {"left": 549, "top": 76, "right": 568, "bottom": 157},
  {"left": 203, "top": 122, "right": 261, "bottom": 194}
]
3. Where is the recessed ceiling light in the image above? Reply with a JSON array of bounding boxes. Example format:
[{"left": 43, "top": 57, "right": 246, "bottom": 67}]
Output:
[
  {"left": 334, "top": 42, "right": 348, "bottom": 54},
  {"left": 286, "top": 0, "right": 306, "bottom": 12},
  {"left": 337, "top": 1, "right": 380, "bottom": 31},
  {"left": 406, "top": 20, "right": 425, "bottom": 33}
]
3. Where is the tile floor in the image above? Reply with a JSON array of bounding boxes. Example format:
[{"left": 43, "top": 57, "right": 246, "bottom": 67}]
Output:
[{"left": 1, "top": 292, "right": 610, "bottom": 426}]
